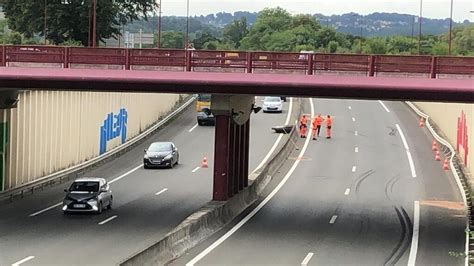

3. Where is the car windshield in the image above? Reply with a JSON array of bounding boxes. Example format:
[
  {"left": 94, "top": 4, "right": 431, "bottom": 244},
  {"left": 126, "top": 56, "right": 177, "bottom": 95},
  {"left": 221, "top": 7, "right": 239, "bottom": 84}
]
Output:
[
  {"left": 69, "top": 181, "right": 99, "bottom": 192},
  {"left": 264, "top": 97, "right": 281, "bottom": 102},
  {"left": 148, "top": 142, "right": 172, "bottom": 152},
  {"left": 197, "top": 94, "right": 211, "bottom": 101}
]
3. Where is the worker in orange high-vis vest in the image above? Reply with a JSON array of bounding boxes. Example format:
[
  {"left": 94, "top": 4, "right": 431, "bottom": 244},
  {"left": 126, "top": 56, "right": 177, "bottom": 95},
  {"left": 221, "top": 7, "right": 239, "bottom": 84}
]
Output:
[
  {"left": 326, "top": 115, "right": 333, "bottom": 139},
  {"left": 299, "top": 115, "right": 308, "bottom": 138},
  {"left": 312, "top": 114, "right": 324, "bottom": 140}
]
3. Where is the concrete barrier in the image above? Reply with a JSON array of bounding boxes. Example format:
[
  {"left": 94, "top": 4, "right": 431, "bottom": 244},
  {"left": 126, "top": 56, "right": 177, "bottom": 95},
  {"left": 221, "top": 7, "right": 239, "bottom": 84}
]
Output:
[{"left": 120, "top": 98, "right": 302, "bottom": 266}]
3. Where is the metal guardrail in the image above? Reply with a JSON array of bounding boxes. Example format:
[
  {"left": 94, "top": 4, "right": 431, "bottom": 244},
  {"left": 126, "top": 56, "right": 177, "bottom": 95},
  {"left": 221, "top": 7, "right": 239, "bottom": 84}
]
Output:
[
  {"left": 1, "top": 45, "right": 473, "bottom": 77},
  {"left": 0, "top": 96, "right": 195, "bottom": 202}
]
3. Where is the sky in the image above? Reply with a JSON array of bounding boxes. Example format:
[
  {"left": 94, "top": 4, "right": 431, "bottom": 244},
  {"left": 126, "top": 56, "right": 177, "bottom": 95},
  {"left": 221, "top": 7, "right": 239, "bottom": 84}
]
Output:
[{"left": 161, "top": 0, "right": 474, "bottom": 22}]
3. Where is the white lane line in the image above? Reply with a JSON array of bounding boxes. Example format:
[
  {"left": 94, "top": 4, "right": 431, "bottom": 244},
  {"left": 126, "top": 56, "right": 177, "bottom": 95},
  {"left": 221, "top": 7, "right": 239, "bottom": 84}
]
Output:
[
  {"left": 29, "top": 164, "right": 143, "bottom": 217},
  {"left": 355, "top": 147, "right": 359, "bottom": 153},
  {"left": 192, "top": 166, "right": 201, "bottom": 173},
  {"left": 348, "top": 106, "right": 352, "bottom": 110},
  {"left": 396, "top": 124, "right": 417, "bottom": 178},
  {"left": 98, "top": 215, "right": 118, "bottom": 225},
  {"left": 301, "top": 252, "right": 314, "bottom": 266},
  {"left": 186, "top": 98, "right": 314, "bottom": 266},
  {"left": 188, "top": 123, "right": 199, "bottom": 132},
  {"left": 378, "top": 100, "right": 391, "bottom": 113},
  {"left": 408, "top": 201, "right": 420, "bottom": 266},
  {"left": 12, "top": 256, "right": 35, "bottom": 266},
  {"left": 251, "top": 97, "right": 293, "bottom": 174},
  {"left": 344, "top": 188, "right": 351, "bottom": 195},
  {"left": 352, "top": 117, "right": 356, "bottom": 122},
  {"left": 352, "top": 166, "right": 357, "bottom": 172},
  {"left": 354, "top": 131, "right": 358, "bottom": 136},
  {"left": 329, "top": 215, "right": 338, "bottom": 224},
  {"left": 155, "top": 188, "right": 168, "bottom": 196}
]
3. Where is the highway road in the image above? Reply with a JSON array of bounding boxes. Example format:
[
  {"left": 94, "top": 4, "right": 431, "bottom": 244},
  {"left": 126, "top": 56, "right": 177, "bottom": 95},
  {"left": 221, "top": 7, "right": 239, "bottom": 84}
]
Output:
[
  {"left": 175, "top": 98, "right": 466, "bottom": 266},
  {"left": 0, "top": 97, "right": 293, "bottom": 266}
]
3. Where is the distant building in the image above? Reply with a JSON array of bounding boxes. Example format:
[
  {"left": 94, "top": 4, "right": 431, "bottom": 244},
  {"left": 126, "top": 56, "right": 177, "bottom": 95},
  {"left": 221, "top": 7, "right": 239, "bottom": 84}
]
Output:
[{"left": 104, "top": 31, "right": 154, "bottom": 48}]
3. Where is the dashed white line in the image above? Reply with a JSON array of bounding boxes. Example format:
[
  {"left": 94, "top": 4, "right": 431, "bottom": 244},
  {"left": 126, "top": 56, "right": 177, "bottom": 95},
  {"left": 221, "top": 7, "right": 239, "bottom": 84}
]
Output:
[
  {"left": 192, "top": 166, "right": 201, "bottom": 173},
  {"left": 155, "top": 188, "right": 168, "bottom": 196},
  {"left": 188, "top": 123, "right": 199, "bottom": 132},
  {"left": 352, "top": 166, "right": 357, "bottom": 172},
  {"left": 29, "top": 164, "right": 143, "bottom": 217},
  {"left": 344, "top": 188, "right": 351, "bottom": 195},
  {"left": 396, "top": 124, "right": 417, "bottom": 178},
  {"left": 12, "top": 256, "right": 35, "bottom": 266},
  {"left": 355, "top": 147, "right": 359, "bottom": 153},
  {"left": 354, "top": 131, "right": 358, "bottom": 136},
  {"left": 186, "top": 98, "right": 314, "bottom": 266},
  {"left": 329, "top": 215, "right": 338, "bottom": 224},
  {"left": 408, "top": 201, "right": 420, "bottom": 266},
  {"left": 378, "top": 100, "right": 391, "bottom": 113},
  {"left": 98, "top": 215, "right": 118, "bottom": 225},
  {"left": 352, "top": 117, "right": 356, "bottom": 122},
  {"left": 301, "top": 252, "right": 314, "bottom": 266}
]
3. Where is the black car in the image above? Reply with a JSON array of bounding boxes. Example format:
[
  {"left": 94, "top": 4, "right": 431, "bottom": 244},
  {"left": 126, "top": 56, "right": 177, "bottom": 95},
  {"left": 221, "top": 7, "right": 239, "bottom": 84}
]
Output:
[
  {"left": 62, "top": 177, "right": 113, "bottom": 214},
  {"left": 143, "top": 142, "right": 179, "bottom": 169},
  {"left": 197, "top": 108, "right": 215, "bottom": 126}
]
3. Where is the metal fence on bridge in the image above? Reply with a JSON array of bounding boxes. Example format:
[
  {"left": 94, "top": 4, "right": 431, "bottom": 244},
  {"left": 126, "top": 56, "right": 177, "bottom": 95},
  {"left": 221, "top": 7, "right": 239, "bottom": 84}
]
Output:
[{"left": 1, "top": 45, "right": 473, "bottom": 77}]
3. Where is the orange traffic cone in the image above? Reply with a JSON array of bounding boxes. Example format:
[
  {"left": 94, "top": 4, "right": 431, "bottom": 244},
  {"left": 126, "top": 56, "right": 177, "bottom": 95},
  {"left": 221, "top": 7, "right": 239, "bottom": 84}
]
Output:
[
  {"left": 432, "top": 140, "right": 438, "bottom": 151},
  {"left": 435, "top": 150, "right": 441, "bottom": 161},
  {"left": 443, "top": 158, "right": 449, "bottom": 170},
  {"left": 419, "top": 117, "right": 424, "bottom": 127},
  {"left": 201, "top": 156, "right": 208, "bottom": 168}
]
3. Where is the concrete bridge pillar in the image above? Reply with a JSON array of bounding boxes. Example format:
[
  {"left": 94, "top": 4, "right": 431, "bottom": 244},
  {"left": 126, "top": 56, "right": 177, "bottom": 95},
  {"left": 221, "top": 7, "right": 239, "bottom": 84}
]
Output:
[{"left": 211, "top": 95, "right": 253, "bottom": 201}]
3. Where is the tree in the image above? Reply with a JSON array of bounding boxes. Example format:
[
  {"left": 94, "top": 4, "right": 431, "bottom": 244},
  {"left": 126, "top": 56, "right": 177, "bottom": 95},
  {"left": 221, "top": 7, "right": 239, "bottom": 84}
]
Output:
[
  {"left": 387, "top": 36, "right": 415, "bottom": 54},
  {"left": 159, "top": 31, "right": 184, "bottom": 49},
  {"left": 328, "top": 41, "right": 339, "bottom": 53},
  {"left": 3, "top": 0, "right": 158, "bottom": 46},
  {"left": 223, "top": 17, "right": 248, "bottom": 48},
  {"left": 6, "top": 32, "right": 22, "bottom": 44},
  {"left": 363, "top": 38, "right": 387, "bottom": 54},
  {"left": 193, "top": 30, "right": 218, "bottom": 49}
]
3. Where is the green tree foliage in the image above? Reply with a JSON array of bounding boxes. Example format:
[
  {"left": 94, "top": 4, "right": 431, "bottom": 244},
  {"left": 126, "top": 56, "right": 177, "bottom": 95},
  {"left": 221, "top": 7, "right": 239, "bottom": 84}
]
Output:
[
  {"left": 223, "top": 17, "right": 248, "bottom": 48},
  {"left": 3, "top": 0, "right": 157, "bottom": 46},
  {"left": 387, "top": 36, "right": 416, "bottom": 54},
  {"left": 7, "top": 31, "right": 22, "bottom": 44},
  {"left": 158, "top": 31, "right": 184, "bottom": 49},
  {"left": 193, "top": 30, "right": 218, "bottom": 49}
]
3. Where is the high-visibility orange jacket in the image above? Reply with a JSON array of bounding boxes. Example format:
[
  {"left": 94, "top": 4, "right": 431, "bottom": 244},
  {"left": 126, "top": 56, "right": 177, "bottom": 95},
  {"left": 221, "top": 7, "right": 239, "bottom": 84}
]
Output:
[
  {"left": 300, "top": 116, "right": 308, "bottom": 126},
  {"left": 326, "top": 117, "right": 333, "bottom": 127},
  {"left": 313, "top": 116, "right": 324, "bottom": 127}
]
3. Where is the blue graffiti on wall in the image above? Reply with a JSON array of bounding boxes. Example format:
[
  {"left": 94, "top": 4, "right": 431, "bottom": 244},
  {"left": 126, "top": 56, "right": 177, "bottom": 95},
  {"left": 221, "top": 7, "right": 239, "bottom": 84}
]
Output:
[{"left": 99, "top": 108, "right": 128, "bottom": 155}]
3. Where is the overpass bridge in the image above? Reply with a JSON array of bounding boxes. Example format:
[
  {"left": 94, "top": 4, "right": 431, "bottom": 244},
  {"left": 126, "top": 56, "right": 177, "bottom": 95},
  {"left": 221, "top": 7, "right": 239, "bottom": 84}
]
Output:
[{"left": 0, "top": 45, "right": 473, "bottom": 202}]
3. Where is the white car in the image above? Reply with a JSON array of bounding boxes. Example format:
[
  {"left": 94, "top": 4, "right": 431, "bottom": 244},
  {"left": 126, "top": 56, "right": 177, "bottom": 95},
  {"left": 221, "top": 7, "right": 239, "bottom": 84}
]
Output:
[{"left": 262, "top": 96, "right": 283, "bottom": 113}]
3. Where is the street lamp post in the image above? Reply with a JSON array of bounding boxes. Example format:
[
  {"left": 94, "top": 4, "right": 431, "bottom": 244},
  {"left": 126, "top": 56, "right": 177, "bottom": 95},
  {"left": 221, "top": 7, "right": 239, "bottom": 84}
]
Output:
[
  {"left": 44, "top": 0, "right": 47, "bottom": 45},
  {"left": 418, "top": 0, "right": 423, "bottom": 55},
  {"left": 158, "top": 0, "right": 162, "bottom": 48},
  {"left": 448, "top": 0, "right": 454, "bottom": 55},
  {"left": 185, "top": 0, "right": 189, "bottom": 49},
  {"left": 92, "top": 0, "right": 97, "bottom": 47}
]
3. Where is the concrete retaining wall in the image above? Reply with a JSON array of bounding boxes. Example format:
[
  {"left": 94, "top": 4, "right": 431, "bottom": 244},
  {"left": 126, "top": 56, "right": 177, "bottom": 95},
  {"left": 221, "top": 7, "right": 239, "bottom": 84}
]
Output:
[{"left": 0, "top": 91, "right": 182, "bottom": 191}]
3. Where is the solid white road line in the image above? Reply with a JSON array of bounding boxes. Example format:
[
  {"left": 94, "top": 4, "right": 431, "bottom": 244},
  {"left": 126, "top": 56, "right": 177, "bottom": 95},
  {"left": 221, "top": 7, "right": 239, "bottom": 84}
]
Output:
[
  {"left": 252, "top": 97, "right": 293, "bottom": 174},
  {"left": 155, "top": 188, "right": 168, "bottom": 196},
  {"left": 12, "top": 256, "right": 35, "bottom": 266},
  {"left": 301, "top": 252, "right": 314, "bottom": 266},
  {"left": 355, "top": 147, "right": 359, "bottom": 153},
  {"left": 407, "top": 201, "right": 420, "bottom": 266},
  {"left": 192, "top": 166, "right": 201, "bottom": 173},
  {"left": 354, "top": 131, "right": 358, "bottom": 136},
  {"left": 352, "top": 166, "right": 357, "bottom": 172},
  {"left": 352, "top": 117, "right": 356, "bottom": 122},
  {"left": 188, "top": 123, "right": 199, "bottom": 133},
  {"left": 29, "top": 163, "right": 143, "bottom": 217},
  {"left": 378, "top": 100, "right": 391, "bottom": 113},
  {"left": 396, "top": 124, "right": 417, "bottom": 178},
  {"left": 329, "top": 215, "right": 338, "bottom": 224},
  {"left": 98, "top": 215, "right": 118, "bottom": 225},
  {"left": 186, "top": 98, "right": 314, "bottom": 266},
  {"left": 344, "top": 188, "right": 351, "bottom": 195}
]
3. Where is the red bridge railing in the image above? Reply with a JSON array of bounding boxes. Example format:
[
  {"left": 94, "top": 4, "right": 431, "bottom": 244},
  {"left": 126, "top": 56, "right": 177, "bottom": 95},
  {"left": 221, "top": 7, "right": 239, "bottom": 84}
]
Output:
[{"left": 1, "top": 45, "right": 473, "bottom": 77}]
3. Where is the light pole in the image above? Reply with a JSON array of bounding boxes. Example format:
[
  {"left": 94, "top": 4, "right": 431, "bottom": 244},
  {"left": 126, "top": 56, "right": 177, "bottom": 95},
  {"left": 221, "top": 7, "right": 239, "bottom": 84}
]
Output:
[
  {"left": 448, "top": 0, "right": 454, "bottom": 55},
  {"left": 418, "top": 0, "right": 423, "bottom": 55},
  {"left": 43, "top": 0, "right": 47, "bottom": 44},
  {"left": 92, "top": 0, "right": 97, "bottom": 47},
  {"left": 158, "top": 0, "right": 162, "bottom": 48},
  {"left": 185, "top": 0, "right": 189, "bottom": 49}
]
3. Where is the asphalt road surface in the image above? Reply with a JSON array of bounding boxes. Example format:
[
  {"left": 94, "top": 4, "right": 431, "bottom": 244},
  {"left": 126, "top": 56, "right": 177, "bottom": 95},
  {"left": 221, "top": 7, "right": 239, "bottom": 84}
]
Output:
[
  {"left": 0, "top": 97, "right": 292, "bottom": 266},
  {"left": 175, "top": 98, "right": 466, "bottom": 266}
]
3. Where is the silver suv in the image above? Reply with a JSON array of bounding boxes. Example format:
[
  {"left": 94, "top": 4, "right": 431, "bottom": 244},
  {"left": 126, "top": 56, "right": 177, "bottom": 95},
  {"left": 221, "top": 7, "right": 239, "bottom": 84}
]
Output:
[{"left": 62, "top": 177, "right": 113, "bottom": 214}]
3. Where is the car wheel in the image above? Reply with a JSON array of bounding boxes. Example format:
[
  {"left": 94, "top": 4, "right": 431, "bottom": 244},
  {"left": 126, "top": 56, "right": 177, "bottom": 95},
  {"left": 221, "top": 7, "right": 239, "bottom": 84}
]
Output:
[
  {"left": 170, "top": 161, "right": 174, "bottom": 169},
  {"left": 198, "top": 121, "right": 203, "bottom": 126},
  {"left": 107, "top": 199, "right": 113, "bottom": 210},
  {"left": 176, "top": 155, "right": 179, "bottom": 165},
  {"left": 144, "top": 164, "right": 149, "bottom": 169},
  {"left": 98, "top": 202, "right": 103, "bottom": 214}
]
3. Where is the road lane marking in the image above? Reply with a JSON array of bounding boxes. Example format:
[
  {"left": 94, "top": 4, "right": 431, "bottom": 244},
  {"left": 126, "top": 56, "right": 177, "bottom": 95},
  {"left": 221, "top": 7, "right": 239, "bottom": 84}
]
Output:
[
  {"left": 355, "top": 147, "right": 358, "bottom": 153},
  {"left": 188, "top": 123, "right": 199, "bottom": 132},
  {"left": 252, "top": 97, "right": 293, "bottom": 174},
  {"left": 352, "top": 166, "right": 357, "bottom": 172},
  {"left": 192, "top": 166, "right": 200, "bottom": 173},
  {"left": 408, "top": 201, "right": 420, "bottom": 266},
  {"left": 344, "top": 188, "right": 350, "bottom": 195},
  {"left": 348, "top": 106, "right": 352, "bottom": 110},
  {"left": 329, "top": 215, "right": 338, "bottom": 224},
  {"left": 29, "top": 164, "right": 143, "bottom": 217},
  {"left": 155, "top": 188, "right": 168, "bottom": 196},
  {"left": 186, "top": 98, "right": 314, "bottom": 266},
  {"left": 301, "top": 252, "right": 314, "bottom": 266},
  {"left": 352, "top": 117, "right": 356, "bottom": 122},
  {"left": 396, "top": 124, "right": 417, "bottom": 178},
  {"left": 12, "top": 256, "right": 35, "bottom": 266},
  {"left": 378, "top": 100, "right": 391, "bottom": 113},
  {"left": 354, "top": 131, "right": 358, "bottom": 136},
  {"left": 98, "top": 215, "right": 118, "bottom": 225}
]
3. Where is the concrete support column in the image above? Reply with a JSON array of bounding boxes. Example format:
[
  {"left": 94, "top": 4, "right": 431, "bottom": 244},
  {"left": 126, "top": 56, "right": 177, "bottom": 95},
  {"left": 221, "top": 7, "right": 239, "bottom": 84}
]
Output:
[
  {"left": 228, "top": 120, "right": 236, "bottom": 198},
  {"left": 213, "top": 114, "right": 230, "bottom": 201}
]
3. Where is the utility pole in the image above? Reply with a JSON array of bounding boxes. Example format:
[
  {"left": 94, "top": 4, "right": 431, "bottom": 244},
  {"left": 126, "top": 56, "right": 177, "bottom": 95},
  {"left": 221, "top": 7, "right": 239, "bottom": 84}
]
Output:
[
  {"left": 92, "top": 0, "right": 97, "bottom": 47},
  {"left": 44, "top": 0, "right": 47, "bottom": 45},
  {"left": 418, "top": 0, "right": 423, "bottom": 55},
  {"left": 411, "top": 15, "right": 415, "bottom": 54},
  {"left": 185, "top": 0, "right": 189, "bottom": 49},
  {"left": 158, "top": 0, "right": 162, "bottom": 48},
  {"left": 448, "top": 0, "right": 454, "bottom": 55}
]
